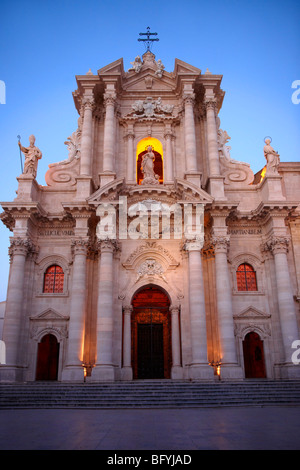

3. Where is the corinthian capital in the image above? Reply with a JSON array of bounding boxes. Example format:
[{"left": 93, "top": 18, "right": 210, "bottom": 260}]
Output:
[
  {"left": 103, "top": 91, "right": 117, "bottom": 107},
  {"left": 182, "top": 235, "right": 204, "bottom": 252},
  {"left": 263, "top": 236, "right": 290, "bottom": 255},
  {"left": 204, "top": 98, "right": 217, "bottom": 112},
  {"left": 182, "top": 93, "right": 195, "bottom": 106},
  {"left": 211, "top": 235, "right": 230, "bottom": 253},
  {"left": 71, "top": 238, "right": 89, "bottom": 256},
  {"left": 82, "top": 96, "right": 95, "bottom": 112},
  {"left": 97, "top": 237, "right": 120, "bottom": 253},
  {"left": 8, "top": 237, "right": 38, "bottom": 261}
]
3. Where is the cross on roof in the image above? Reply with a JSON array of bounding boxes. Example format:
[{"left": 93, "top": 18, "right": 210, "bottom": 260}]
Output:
[{"left": 138, "top": 26, "right": 159, "bottom": 52}]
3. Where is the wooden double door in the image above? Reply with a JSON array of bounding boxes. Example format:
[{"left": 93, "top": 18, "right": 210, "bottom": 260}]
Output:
[{"left": 131, "top": 287, "right": 171, "bottom": 380}]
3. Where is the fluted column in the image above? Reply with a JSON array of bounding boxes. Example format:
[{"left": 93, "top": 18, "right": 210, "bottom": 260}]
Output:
[
  {"left": 170, "top": 305, "right": 183, "bottom": 379},
  {"left": 62, "top": 239, "right": 88, "bottom": 382},
  {"left": 80, "top": 96, "right": 94, "bottom": 176},
  {"left": 212, "top": 235, "right": 243, "bottom": 379},
  {"left": 204, "top": 96, "right": 225, "bottom": 199},
  {"left": 0, "top": 238, "right": 32, "bottom": 381},
  {"left": 183, "top": 94, "right": 198, "bottom": 173},
  {"left": 93, "top": 239, "right": 117, "bottom": 381},
  {"left": 121, "top": 305, "right": 133, "bottom": 380},
  {"left": 266, "top": 236, "right": 300, "bottom": 376},
  {"left": 204, "top": 98, "right": 220, "bottom": 176},
  {"left": 184, "top": 238, "right": 214, "bottom": 380},
  {"left": 164, "top": 125, "right": 174, "bottom": 183},
  {"left": 103, "top": 90, "right": 116, "bottom": 174},
  {"left": 125, "top": 128, "right": 135, "bottom": 183}
]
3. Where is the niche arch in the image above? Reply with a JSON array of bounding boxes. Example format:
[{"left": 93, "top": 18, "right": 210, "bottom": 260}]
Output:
[{"left": 136, "top": 137, "right": 163, "bottom": 184}]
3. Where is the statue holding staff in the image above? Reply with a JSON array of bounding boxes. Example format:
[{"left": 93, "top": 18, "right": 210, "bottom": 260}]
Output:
[{"left": 18, "top": 135, "right": 42, "bottom": 178}]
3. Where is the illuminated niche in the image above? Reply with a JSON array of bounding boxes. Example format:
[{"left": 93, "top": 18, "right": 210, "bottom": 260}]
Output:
[{"left": 136, "top": 137, "right": 163, "bottom": 184}]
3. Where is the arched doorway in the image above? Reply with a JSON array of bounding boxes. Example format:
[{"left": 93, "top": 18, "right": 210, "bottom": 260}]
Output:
[
  {"left": 136, "top": 137, "right": 163, "bottom": 184},
  {"left": 131, "top": 285, "right": 171, "bottom": 379},
  {"left": 36, "top": 334, "right": 60, "bottom": 381},
  {"left": 243, "top": 331, "right": 266, "bottom": 378}
]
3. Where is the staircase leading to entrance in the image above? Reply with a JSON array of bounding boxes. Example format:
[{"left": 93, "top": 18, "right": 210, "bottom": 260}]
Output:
[{"left": 1, "top": 380, "right": 300, "bottom": 409}]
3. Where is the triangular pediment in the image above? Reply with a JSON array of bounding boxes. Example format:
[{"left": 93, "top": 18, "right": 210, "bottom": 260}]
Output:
[
  {"left": 97, "top": 58, "right": 124, "bottom": 77},
  {"left": 30, "top": 308, "right": 69, "bottom": 321},
  {"left": 234, "top": 306, "right": 270, "bottom": 319},
  {"left": 124, "top": 71, "right": 175, "bottom": 93},
  {"left": 173, "top": 58, "right": 202, "bottom": 76}
]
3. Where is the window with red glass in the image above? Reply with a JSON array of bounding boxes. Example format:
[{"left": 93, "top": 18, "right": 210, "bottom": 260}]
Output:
[
  {"left": 236, "top": 263, "right": 257, "bottom": 291},
  {"left": 43, "top": 265, "right": 64, "bottom": 293}
]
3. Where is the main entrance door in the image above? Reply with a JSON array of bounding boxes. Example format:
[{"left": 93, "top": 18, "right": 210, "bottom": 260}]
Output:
[
  {"left": 243, "top": 331, "right": 266, "bottom": 378},
  {"left": 131, "top": 286, "right": 171, "bottom": 379},
  {"left": 36, "top": 334, "right": 60, "bottom": 381}
]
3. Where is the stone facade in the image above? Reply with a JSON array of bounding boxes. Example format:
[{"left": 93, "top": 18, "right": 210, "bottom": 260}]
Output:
[{"left": 0, "top": 51, "right": 300, "bottom": 383}]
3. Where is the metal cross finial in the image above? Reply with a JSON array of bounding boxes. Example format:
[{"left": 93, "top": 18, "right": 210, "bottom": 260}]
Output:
[{"left": 138, "top": 26, "right": 159, "bottom": 52}]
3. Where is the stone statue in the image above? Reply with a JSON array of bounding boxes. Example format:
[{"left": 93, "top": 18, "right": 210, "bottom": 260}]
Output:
[
  {"left": 18, "top": 135, "right": 42, "bottom": 178},
  {"left": 264, "top": 138, "right": 280, "bottom": 174},
  {"left": 128, "top": 56, "right": 142, "bottom": 73},
  {"left": 141, "top": 146, "right": 159, "bottom": 185},
  {"left": 155, "top": 59, "right": 165, "bottom": 78}
]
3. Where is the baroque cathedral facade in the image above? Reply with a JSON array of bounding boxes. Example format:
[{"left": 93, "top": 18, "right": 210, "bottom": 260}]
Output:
[{"left": 1, "top": 49, "right": 300, "bottom": 383}]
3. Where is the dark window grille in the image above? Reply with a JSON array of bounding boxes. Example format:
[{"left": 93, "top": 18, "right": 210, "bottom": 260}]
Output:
[
  {"left": 43, "top": 265, "right": 64, "bottom": 293},
  {"left": 236, "top": 263, "right": 257, "bottom": 291}
]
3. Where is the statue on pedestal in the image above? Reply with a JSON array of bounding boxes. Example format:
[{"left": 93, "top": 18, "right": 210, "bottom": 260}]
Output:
[
  {"left": 18, "top": 135, "right": 42, "bottom": 178},
  {"left": 264, "top": 138, "right": 280, "bottom": 174},
  {"left": 141, "top": 146, "right": 159, "bottom": 185}
]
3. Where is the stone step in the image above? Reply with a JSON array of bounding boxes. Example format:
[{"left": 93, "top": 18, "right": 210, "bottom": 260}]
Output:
[{"left": 1, "top": 380, "right": 300, "bottom": 409}]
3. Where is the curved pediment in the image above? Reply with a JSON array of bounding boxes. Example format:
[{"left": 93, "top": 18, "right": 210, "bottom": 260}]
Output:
[{"left": 87, "top": 178, "right": 214, "bottom": 206}]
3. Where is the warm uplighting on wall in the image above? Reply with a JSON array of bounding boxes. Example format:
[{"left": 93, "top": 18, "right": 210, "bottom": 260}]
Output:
[{"left": 260, "top": 166, "right": 267, "bottom": 183}]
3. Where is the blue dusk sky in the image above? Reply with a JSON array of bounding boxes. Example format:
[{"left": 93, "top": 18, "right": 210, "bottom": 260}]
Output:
[{"left": 0, "top": 0, "right": 299, "bottom": 301}]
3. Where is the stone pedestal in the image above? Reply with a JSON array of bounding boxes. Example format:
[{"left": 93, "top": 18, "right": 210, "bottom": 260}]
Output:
[
  {"left": 261, "top": 174, "right": 286, "bottom": 201},
  {"left": 15, "top": 174, "right": 40, "bottom": 201}
]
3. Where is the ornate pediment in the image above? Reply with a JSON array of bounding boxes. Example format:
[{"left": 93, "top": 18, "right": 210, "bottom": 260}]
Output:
[
  {"left": 87, "top": 177, "right": 214, "bottom": 207},
  {"left": 233, "top": 306, "right": 270, "bottom": 320},
  {"left": 123, "top": 241, "right": 179, "bottom": 270},
  {"left": 30, "top": 308, "right": 69, "bottom": 321}
]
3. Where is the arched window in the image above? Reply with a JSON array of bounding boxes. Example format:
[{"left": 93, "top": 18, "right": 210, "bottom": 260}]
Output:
[
  {"left": 43, "top": 265, "right": 64, "bottom": 293},
  {"left": 236, "top": 263, "right": 257, "bottom": 291}
]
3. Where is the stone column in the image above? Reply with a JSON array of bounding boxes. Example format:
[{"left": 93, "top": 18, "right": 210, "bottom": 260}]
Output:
[
  {"left": 185, "top": 238, "right": 214, "bottom": 380},
  {"left": 0, "top": 238, "right": 31, "bottom": 382},
  {"left": 266, "top": 236, "right": 300, "bottom": 377},
  {"left": 164, "top": 125, "right": 174, "bottom": 184},
  {"left": 80, "top": 96, "right": 94, "bottom": 176},
  {"left": 93, "top": 239, "right": 117, "bottom": 381},
  {"left": 62, "top": 239, "right": 88, "bottom": 382},
  {"left": 212, "top": 235, "right": 243, "bottom": 379},
  {"left": 125, "top": 127, "right": 135, "bottom": 183},
  {"left": 121, "top": 305, "right": 133, "bottom": 380},
  {"left": 183, "top": 94, "right": 198, "bottom": 173},
  {"left": 204, "top": 98, "right": 220, "bottom": 176},
  {"left": 99, "top": 86, "right": 117, "bottom": 187},
  {"left": 204, "top": 96, "right": 225, "bottom": 199},
  {"left": 170, "top": 305, "right": 183, "bottom": 379}
]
